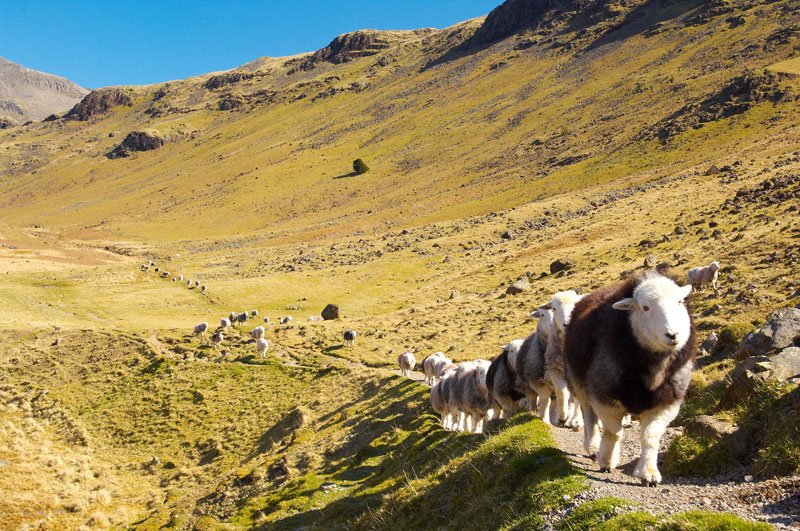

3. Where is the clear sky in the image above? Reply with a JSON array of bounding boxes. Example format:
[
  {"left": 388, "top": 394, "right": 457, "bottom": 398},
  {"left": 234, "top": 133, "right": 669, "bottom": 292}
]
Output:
[{"left": 1, "top": 0, "right": 500, "bottom": 88}]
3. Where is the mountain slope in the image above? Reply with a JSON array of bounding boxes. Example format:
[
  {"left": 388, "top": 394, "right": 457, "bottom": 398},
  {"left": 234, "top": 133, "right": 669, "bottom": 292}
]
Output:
[{"left": 0, "top": 57, "right": 88, "bottom": 126}]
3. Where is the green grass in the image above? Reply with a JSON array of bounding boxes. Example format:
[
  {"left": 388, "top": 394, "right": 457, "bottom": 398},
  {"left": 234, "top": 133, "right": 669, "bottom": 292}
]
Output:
[{"left": 596, "top": 511, "right": 770, "bottom": 530}]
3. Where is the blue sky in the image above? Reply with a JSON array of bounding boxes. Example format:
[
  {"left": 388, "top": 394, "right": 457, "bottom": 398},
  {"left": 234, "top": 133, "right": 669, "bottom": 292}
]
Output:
[{"left": 1, "top": 1, "right": 500, "bottom": 88}]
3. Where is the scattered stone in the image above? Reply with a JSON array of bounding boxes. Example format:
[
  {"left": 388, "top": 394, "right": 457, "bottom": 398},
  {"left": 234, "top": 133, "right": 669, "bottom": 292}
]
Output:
[
  {"left": 705, "top": 165, "right": 721, "bottom": 175},
  {"left": 501, "top": 230, "right": 514, "bottom": 240},
  {"left": 644, "top": 254, "right": 657, "bottom": 268},
  {"left": 736, "top": 307, "right": 800, "bottom": 359},
  {"left": 674, "top": 225, "right": 687, "bottom": 235},
  {"left": 449, "top": 290, "right": 460, "bottom": 300},
  {"left": 107, "top": 131, "right": 165, "bottom": 159},
  {"left": 700, "top": 331, "right": 719, "bottom": 353},
  {"left": 506, "top": 278, "right": 530, "bottom": 295},
  {"left": 321, "top": 304, "right": 340, "bottom": 320},
  {"left": 550, "top": 258, "right": 575, "bottom": 274}
]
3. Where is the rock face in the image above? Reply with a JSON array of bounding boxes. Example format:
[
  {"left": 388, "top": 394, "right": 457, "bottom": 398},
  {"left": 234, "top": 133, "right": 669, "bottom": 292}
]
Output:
[
  {"left": 550, "top": 258, "right": 575, "bottom": 274},
  {"left": 506, "top": 277, "right": 530, "bottom": 295},
  {"left": 0, "top": 57, "right": 88, "bottom": 124},
  {"left": 204, "top": 72, "right": 255, "bottom": 90},
  {"left": 720, "top": 347, "right": 800, "bottom": 409},
  {"left": 65, "top": 88, "right": 132, "bottom": 121},
  {"left": 321, "top": 304, "right": 340, "bottom": 321},
  {"left": 684, "top": 415, "right": 748, "bottom": 458},
  {"left": 736, "top": 307, "right": 800, "bottom": 359},
  {"left": 310, "top": 31, "right": 392, "bottom": 65},
  {"left": 107, "top": 131, "right": 165, "bottom": 159}
]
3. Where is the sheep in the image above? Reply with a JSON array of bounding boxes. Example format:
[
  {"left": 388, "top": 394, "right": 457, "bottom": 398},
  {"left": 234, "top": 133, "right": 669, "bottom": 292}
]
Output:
[
  {"left": 148, "top": 260, "right": 155, "bottom": 267},
  {"left": 515, "top": 307, "right": 558, "bottom": 422},
  {"left": 193, "top": 322, "right": 209, "bottom": 337},
  {"left": 237, "top": 312, "right": 249, "bottom": 326},
  {"left": 140, "top": 264, "right": 148, "bottom": 272},
  {"left": 263, "top": 317, "right": 272, "bottom": 324},
  {"left": 229, "top": 311, "right": 237, "bottom": 324},
  {"left": 454, "top": 360, "right": 493, "bottom": 433},
  {"left": 431, "top": 367, "right": 459, "bottom": 430},
  {"left": 161, "top": 271, "right": 169, "bottom": 278},
  {"left": 155, "top": 267, "right": 160, "bottom": 272},
  {"left": 434, "top": 358, "right": 457, "bottom": 382},
  {"left": 201, "top": 284, "right": 207, "bottom": 293},
  {"left": 251, "top": 326, "right": 265, "bottom": 340},
  {"left": 195, "top": 280, "right": 200, "bottom": 288},
  {"left": 179, "top": 275, "right": 184, "bottom": 281},
  {"left": 250, "top": 309, "right": 259, "bottom": 318},
  {"left": 486, "top": 340, "right": 526, "bottom": 419},
  {"left": 398, "top": 351, "right": 416, "bottom": 377},
  {"left": 564, "top": 271, "right": 696, "bottom": 486},
  {"left": 220, "top": 318, "right": 231, "bottom": 330},
  {"left": 211, "top": 331, "right": 224, "bottom": 348},
  {"left": 279, "top": 316, "right": 293, "bottom": 325},
  {"left": 187, "top": 279, "right": 193, "bottom": 286},
  {"left": 687, "top": 261, "right": 721, "bottom": 292},
  {"left": 544, "top": 290, "right": 586, "bottom": 429},
  {"left": 256, "top": 337, "right": 269, "bottom": 359},
  {"left": 421, "top": 352, "right": 446, "bottom": 384},
  {"left": 343, "top": 329, "right": 357, "bottom": 347},
  {"left": 172, "top": 277, "right": 176, "bottom": 282}
]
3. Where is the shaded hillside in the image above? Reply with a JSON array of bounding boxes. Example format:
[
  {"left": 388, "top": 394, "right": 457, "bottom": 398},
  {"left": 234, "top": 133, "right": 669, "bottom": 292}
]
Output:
[{"left": 0, "top": 57, "right": 88, "bottom": 125}]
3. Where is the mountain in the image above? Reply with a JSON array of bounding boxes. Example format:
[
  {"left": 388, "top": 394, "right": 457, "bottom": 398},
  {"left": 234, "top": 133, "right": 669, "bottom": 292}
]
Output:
[{"left": 0, "top": 57, "right": 88, "bottom": 126}]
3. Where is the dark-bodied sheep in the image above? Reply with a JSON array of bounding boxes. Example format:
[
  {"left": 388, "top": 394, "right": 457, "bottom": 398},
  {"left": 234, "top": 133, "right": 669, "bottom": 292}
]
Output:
[
  {"left": 454, "top": 360, "right": 492, "bottom": 433},
  {"left": 398, "top": 351, "right": 416, "bottom": 377},
  {"left": 486, "top": 340, "right": 525, "bottom": 419},
  {"left": 343, "top": 329, "right": 357, "bottom": 347},
  {"left": 565, "top": 271, "right": 696, "bottom": 486},
  {"left": 251, "top": 309, "right": 259, "bottom": 318},
  {"left": 236, "top": 312, "right": 249, "bottom": 326},
  {"left": 211, "top": 331, "right": 223, "bottom": 348}
]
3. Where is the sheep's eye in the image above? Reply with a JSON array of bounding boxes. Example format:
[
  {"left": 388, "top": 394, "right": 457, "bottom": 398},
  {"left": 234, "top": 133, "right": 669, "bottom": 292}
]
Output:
[{"left": 642, "top": 305, "right": 650, "bottom": 312}]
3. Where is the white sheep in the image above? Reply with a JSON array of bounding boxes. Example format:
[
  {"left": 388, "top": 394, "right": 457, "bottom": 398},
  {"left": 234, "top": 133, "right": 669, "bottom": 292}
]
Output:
[
  {"left": 687, "top": 261, "right": 721, "bottom": 291},
  {"left": 454, "top": 360, "right": 493, "bottom": 433},
  {"left": 422, "top": 352, "right": 446, "bottom": 384},
  {"left": 398, "top": 351, "right": 416, "bottom": 377},
  {"left": 179, "top": 275, "right": 184, "bottom": 281},
  {"left": 193, "top": 322, "right": 209, "bottom": 337},
  {"left": 251, "top": 326, "right": 266, "bottom": 340},
  {"left": 256, "top": 337, "right": 269, "bottom": 359},
  {"left": 544, "top": 290, "right": 585, "bottom": 429},
  {"left": 220, "top": 318, "right": 231, "bottom": 330},
  {"left": 280, "top": 316, "right": 293, "bottom": 325},
  {"left": 431, "top": 367, "right": 458, "bottom": 430},
  {"left": 565, "top": 271, "right": 695, "bottom": 486},
  {"left": 515, "top": 307, "right": 557, "bottom": 422}
]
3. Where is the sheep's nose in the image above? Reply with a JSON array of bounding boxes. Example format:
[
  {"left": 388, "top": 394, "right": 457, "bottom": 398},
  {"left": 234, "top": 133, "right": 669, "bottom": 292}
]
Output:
[{"left": 665, "top": 332, "right": 677, "bottom": 341}]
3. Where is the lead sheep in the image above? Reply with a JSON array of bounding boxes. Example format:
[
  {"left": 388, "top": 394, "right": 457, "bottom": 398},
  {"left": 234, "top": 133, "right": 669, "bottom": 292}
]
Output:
[
  {"left": 486, "top": 340, "right": 525, "bottom": 419},
  {"left": 193, "top": 322, "right": 209, "bottom": 337},
  {"left": 565, "top": 271, "right": 696, "bottom": 486},
  {"left": 251, "top": 326, "right": 265, "bottom": 340},
  {"left": 343, "top": 329, "right": 357, "bottom": 347},
  {"left": 687, "top": 261, "right": 721, "bottom": 291},
  {"left": 256, "top": 338, "right": 269, "bottom": 359},
  {"left": 398, "top": 351, "right": 416, "bottom": 377}
]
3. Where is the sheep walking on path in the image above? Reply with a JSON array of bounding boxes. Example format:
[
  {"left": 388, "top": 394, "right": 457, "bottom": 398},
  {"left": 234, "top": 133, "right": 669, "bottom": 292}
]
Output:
[
  {"left": 398, "top": 352, "right": 416, "bottom": 377},
  {"left": 544, "top": 290, "right": 585, "bottom": 429},
  {"left": 565, "top": 271, "right": 696, "bottom": 486},
  {"left": 687, "top": 261, "right": 721, "bottom": 291},
  {"left": 422, "top": 352, "right": 446, "bottom": 385}
]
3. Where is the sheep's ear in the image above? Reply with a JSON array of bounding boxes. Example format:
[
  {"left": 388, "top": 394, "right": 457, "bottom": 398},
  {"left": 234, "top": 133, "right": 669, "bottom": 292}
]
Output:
[
  {"left": 540, "top": 302, "right": 553, "bottom": 310},
  {"left": 679, "top": 284, "right": 692, "bottom": 298},
  {"left": 612, "top": 298, "right": 635, "bottom": 311}
]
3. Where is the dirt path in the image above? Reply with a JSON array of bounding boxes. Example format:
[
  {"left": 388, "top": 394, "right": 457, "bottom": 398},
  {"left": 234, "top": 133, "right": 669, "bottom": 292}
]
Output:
[{"left": 547, "top": 421, "right": 800, "bottom": 528}]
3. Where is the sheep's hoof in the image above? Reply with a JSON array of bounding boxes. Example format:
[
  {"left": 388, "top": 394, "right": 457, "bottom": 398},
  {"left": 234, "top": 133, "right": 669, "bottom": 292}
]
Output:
[
  {"left": 599, "top": 467, "right": 611, "bottom": 473},
  {"left": 641, "top": 479, "right": 659, "bottom": 487}
]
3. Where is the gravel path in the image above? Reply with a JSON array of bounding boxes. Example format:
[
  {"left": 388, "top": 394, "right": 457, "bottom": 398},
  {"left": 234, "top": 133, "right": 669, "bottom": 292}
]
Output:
[{"left": 547, "top": 421, "right": 800, "bottom": 528}]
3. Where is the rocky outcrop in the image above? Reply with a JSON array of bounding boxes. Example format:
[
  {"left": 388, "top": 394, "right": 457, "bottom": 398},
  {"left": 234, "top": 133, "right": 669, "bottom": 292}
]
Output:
[
  {"left": 550, "top": 257, "right": 575, "bottom": 274},
  {"left": 106, "top": 131, "right": 165, "bottom": 159},
  {"left": 736, "top": 307, "right": 800, "bottom": 360},
  {"left": 204, "top": 72, "right": 255, "bottom": 90},
  {"left": 506, "top": 277, "right": 530, "bottom": 295},
  {"left": 646, "top": 71, "right": 795, "bottom": 142},
  {"left": 65, "top": 88, "right": 132, "bottom": 121},
  {"left": 0, "top": 57, "right": 88, "bottom": 122},
  {"left": 321, "top": 304, "right": 340, "bottom": 321}
]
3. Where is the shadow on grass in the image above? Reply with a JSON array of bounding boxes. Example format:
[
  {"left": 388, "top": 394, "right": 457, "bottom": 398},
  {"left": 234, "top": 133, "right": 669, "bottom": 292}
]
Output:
[{"left": 333, "top": 171, "right": 359, "bottom": 179}]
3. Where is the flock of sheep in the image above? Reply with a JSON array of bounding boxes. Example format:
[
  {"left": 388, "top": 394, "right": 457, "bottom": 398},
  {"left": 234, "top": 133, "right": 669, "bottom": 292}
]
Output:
[
  {"left": 398, "top": 261, "right": 721, "bottom": 487},
  {"left": 140, "top": 260, "right": 207, "bottom": 292}
]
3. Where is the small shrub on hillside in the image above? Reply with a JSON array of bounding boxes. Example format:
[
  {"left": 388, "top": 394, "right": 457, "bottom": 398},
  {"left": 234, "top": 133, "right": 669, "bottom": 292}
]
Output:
[
  {"left": 710, "top": 322, "right": 752, "bottom": 358},
  {"left": 352, "top": 158, "right": 369, "bottom": 174}
]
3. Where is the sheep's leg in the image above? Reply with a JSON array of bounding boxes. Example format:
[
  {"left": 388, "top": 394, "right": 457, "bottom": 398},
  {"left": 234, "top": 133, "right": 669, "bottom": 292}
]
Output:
[
  {"left": 457, "top": 411, "right": 466, "bottom": 431},
  {"left": 595, "top": 406, "right": 624, "bottom": 472},
  {"left": 534, "top": 386, "right": 551, "bottom": 423},
  {"left": 582, "top": 403, "right": 600, "bottom": 457},
  {"left": 548, "top": 396, "right": 560, "bottom": 425},
  {"left": 548, "top": 371, "right": 570, "bottom": 425},
  {"left": 464, "top": 413, "right": 473, "bottom": 433},
  {"left": 568, "top": 400, "right": 584, "bottom": 431},
  {"left": 634, "top": 401, "right": 680, "bottom": 487}
]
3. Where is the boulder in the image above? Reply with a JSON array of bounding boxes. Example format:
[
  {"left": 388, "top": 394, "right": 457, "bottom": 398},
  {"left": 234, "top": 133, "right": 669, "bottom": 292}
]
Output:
[
  {"left": 719, "top": 356, "right": 772, "bottom": 409},
  {"left": 735, "top": 307, "right": 800, "bottom": 360},
  {"left": 501, "top": 230, "right": 514, "bottom": 240},
  {"left": 644, "top": 254, "right": 657, "bottom": 268},
  {"left": 506, "top": 278, "right": 530, "bottom": 295},
  {"left": 321, "top": 304, "right": 340, "bottom": 321},
  {"left": 684, "top": 415, "right": 748, "bottom": 458},
  {"left": 770, "top": 347, "right": 800, "bottom": 381},
  {"left": 107, "top": 131, "right": 165, "bottom": 159},
  {"left": 699, "top": 331, "right": 719, "bottom": 354},
  {"left": 550, "top": 258, "right": 575, "bottom": 274}
]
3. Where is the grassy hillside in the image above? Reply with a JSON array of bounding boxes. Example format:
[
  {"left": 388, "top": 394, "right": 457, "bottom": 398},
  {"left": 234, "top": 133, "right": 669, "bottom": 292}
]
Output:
[{"left": 1, "top": 0, "right": 799, "bottom": 528}]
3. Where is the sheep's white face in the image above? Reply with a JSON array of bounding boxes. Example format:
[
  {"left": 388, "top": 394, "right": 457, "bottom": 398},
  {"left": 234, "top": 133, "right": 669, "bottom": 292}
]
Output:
[
  {"left": 474, "top": 361, "right": 490, "bottom": 391},
  {"left": 550, "top": 291, "right": 584, "bottom": 331},
  {"left": 710, "top": 261, "right": 721, "bottom": 272},
  {"left": 613, "top": 275, "right": 692, "bottom": 353},
  {"left": 503, "top": 339, "right": 524, "bottom": 357}
]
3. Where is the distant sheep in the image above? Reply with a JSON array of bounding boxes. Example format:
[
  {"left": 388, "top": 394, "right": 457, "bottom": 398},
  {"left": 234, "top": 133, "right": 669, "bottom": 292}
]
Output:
[
  {"left": 155, "top": 267, "right": 160, "bottom": 272},
  {"left": 251, "top": 309, "right": 259, "bottom": 318},
  {"left": 565, "top": 271, "right": 696, "bottom": 486},
  {"left": 251, "top": 326, "right": 266, "bottom": 340},
  {"left": 229, "top": 311, "right": 237, "bottom": 324},
  {"left": 172, "top": 277, "right": 176, "bottom": 282},
  {"left": 193, "top": 322, "right": 209, "bottom": 337},
  {"left": 211, "top": 331, "right": 224, "bottom": 348},
  {"left": 236, "top": 312, "right": 249, "bottom": 326},
  {"left": 140, "top": 264, "right": 148, "bottom": 272},
  {"left": 179, "top": 275, "right": 184, "bottom": 281},
  {"left": 687, "top": 261, "right": 721, "bottom": 291},
  {"left": 343, "top": 329, "right": 357, "bottom": 347},
  {"left": 148, "top": 260, "right": 155, "bottom": 266},
  {"left": 201, "top": 284, "right": 207, "bottom": 293},
  {"left": 187, "top": 279, "right": 193, "bottom": 286},
  {"left": 398, "top": 352, "right": 416, "bottom": 377},
  {"left": 220, "top": 318, "right": 231, "bottom": 329},
  {"left": 279, "top": 316, "right": 293, "bottom": 325},
  {"left": 263, "top": 316, "right": 272, "bottom": 324},
  {"left": 195, "top": 280, "right": 200, "bottom": 288},
  {"left": 256, "top": 338, "right": 269, "bottom": 359}
]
